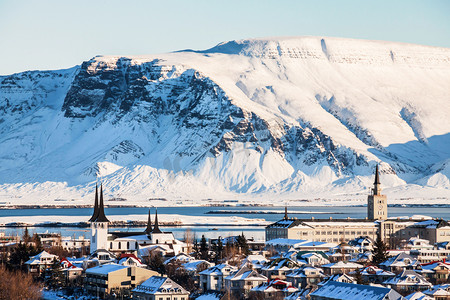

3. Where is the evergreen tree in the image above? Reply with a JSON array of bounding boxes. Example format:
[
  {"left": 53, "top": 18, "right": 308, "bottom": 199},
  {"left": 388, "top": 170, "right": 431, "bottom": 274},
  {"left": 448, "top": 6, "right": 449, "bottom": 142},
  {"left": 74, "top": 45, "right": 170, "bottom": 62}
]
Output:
[
  {"left": 46, "top": 258, "right": 64, "bottom": 288},
  {"left": 8, "top": 242, "right": 39, "bottom": 271},
  {"left": 22, "top": 227, "right": 31, "bottom": 244},
  {"left": 372, "top": 234, "right": 388, "bottom": 265},
  {"left": 32, "top": 233, "right": 42, "bottom": 252},
  {"left": 216, "top": 237, "right": 224, "bottom": 263},
  {"left": 354, "top": 268, "right": 366, "bottom": 285},
  {"left": 237, "top": 233, "right": 250, "bottom": 255},
  {"left": 200, "top": 235, "right": 209, "bottom": 261},
  {"left": 148, "top": 252, "right": 165, "bottom": 275}
]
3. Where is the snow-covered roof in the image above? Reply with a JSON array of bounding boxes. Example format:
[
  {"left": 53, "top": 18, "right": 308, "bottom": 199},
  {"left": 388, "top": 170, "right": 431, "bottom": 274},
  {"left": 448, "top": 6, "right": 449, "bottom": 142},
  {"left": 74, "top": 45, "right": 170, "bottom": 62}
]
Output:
[
  {"left": 322, "top": 261, "right": 363, "bottom": 269},
  {"left": 404, "top": 291, "right": 433, "bottom": 300},
  {"left": 383, "top": 270, "right": 432, "bottom": 287},
  {"left": 181, "top": 260, "right": 212, "bottom": 272},
  {"left": 261, "top": 258, "right": 300, "bottom": 271},
  {"left": 199, "top": 263, "right": 237, "bottom": 276},
  {"left": 86, "top": 263, "right": 127, "bottom": 275},
  {"left": 311, "top": 281, "right": 403, "bottom": 300},
  {"left": 226, "top": 267, "right": 267, "bottom": 281},
  {"left": 380, "top": 252, "right": 418, "bottom": 268},
  {"left": 358, "top": 266, "right": 395, "bottom": 277},
  {"left": 132, "top": 276, "right": 188, "bottom": 295},
  {"left": 25, "top": 250, "right": 58, "bottom": 265}
]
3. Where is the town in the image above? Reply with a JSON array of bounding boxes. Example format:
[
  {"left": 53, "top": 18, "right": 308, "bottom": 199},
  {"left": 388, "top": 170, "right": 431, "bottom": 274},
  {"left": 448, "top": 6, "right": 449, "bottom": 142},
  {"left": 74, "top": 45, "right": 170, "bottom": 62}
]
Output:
[{"left": 1, "top": 168, "right": 450, "bottom": 300}]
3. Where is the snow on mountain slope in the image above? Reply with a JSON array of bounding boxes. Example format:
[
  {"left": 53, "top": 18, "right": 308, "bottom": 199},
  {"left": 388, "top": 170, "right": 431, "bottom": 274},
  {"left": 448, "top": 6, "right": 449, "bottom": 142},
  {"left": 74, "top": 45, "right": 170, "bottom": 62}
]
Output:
[{"left": 0, "top": 36, "right": 449, "bottom": 205}]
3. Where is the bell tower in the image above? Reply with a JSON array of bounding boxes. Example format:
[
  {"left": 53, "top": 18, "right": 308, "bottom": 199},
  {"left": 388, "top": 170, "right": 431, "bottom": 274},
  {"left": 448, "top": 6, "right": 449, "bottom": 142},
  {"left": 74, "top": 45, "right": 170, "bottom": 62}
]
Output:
[
  {"left": 89, "top": 184, "right": 109, "bottom": 253},
  {"left": 367, "top": 165, "right": 388, "bottom": 220}
]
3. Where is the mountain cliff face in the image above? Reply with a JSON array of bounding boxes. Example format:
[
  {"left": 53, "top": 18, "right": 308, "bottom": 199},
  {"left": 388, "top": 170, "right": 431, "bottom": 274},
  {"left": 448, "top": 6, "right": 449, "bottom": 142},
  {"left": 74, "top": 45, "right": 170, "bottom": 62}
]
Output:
[{"left": 0, "top": 37, "right": 449, "bottom": 205}]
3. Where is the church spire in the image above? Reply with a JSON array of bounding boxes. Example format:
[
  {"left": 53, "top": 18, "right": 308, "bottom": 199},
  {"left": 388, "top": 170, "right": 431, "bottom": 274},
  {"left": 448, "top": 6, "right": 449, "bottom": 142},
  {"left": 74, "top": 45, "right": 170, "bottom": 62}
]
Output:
[
  {"left": 374, "top": 165, "right": 380, "bottom": 185},
  {"left": 94, "top": 184, "right": 109, "bottom": 223},
  {"left": 373, "top": 165, "right": 382, "bottom": 196},
  {"left": 89, "top": 183, "right": 99, "bottom": 222},
  {"left": 152, "top": 208, "right": 162, "bottom": 233},
  {"left": 145, "top": 209, "right": 153, "bottom": 234}
]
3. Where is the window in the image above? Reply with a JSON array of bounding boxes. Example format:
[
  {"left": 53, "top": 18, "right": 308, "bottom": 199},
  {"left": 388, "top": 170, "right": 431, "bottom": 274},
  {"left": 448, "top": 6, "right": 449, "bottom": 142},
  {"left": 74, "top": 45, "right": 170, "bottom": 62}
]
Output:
[{"left": 127, "top": 242, "right": 130, "bottom": 249}]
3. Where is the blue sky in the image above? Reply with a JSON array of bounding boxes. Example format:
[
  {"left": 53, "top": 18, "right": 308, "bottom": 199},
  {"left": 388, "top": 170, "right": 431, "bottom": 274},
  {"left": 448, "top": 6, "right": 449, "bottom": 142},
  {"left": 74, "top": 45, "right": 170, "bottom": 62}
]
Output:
[{"left": 0, "top": 0, "right": 449, "bottom": 75}]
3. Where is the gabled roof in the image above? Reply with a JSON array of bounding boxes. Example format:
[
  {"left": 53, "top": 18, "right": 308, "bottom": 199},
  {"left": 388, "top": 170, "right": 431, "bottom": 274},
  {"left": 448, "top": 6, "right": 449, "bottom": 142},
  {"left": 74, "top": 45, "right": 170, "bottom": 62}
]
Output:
[
  {"left": 132, "top": 276, "right": 189, "bottom": 295},
  {"left": 226, "top": 266, "right": 267, "bottom": 281},
  {"left": 200, "top": 263, "right": 237, "bottom": 276},
  {"left": 311, "top": 281, "right": 403, "bottom": 300},
  {"left": 262, "top": 258, "right": 300, "bottom": 271},
  {"left": 383, "top": 270, "right": 432, "bottom": 287},
  {"left": 25, "top": 250, "right": 58, "bottom": 265},
  {"left": 380, "top": 252, "right": 418, "bottom": 268},
  {"left": 404, "top": 291, "right": 433, "bottom": 300}
]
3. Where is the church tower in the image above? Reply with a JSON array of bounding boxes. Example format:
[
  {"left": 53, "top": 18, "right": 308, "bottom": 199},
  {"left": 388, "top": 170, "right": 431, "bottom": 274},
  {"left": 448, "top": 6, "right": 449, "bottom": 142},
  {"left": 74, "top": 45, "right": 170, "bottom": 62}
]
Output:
[
  {"left": 367, "top": 165, "right": 388, "bottom": 220},
  {"left": 89, "top": 184, "right": 109, "bottom": 253}
]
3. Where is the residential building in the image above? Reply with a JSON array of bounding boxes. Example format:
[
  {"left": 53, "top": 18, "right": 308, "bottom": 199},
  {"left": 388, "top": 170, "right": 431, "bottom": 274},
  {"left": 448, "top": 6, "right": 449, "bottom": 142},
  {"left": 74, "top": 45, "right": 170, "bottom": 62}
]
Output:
[
  {"left": 25, "top": 250, "right": 58, "bottom": 275},
  {"left": 285, "top": 266, "right": 325, "bottom": 288},
  {"left": 199, "top": 263, "right": 237, "bottom": 292},
  {"left": 321, "top": 261, "right": 363, "bottom": 275},
  {"left": 132, "top": 276, "right": 190, "bottom": 300},
  {"left": 224, "top": 266, "right": 268, "bottom": 296},
  {"left": 383, "top": 270, "right": 432, "bottom": 294},
  {"left": 380, "top": 253, "right": 419, "bottom": 273},
  {"left": 85, "top": 263, "right": 157, "bottom": 298},
  {"left": 310, "top": 281, "right": 403, "bottom": 300},
  {"left": 261, "top": 257, "right": 301, "bottom": 279},
  {"left": 250, "top": 279, "right": 297, "bottom": 299}
]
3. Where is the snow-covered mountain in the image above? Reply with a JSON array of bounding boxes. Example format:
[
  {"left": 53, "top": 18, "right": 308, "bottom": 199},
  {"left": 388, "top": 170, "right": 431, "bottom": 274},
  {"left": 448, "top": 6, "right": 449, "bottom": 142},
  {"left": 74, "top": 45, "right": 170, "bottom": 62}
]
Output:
[{"left": 1, "top": 36, "right": 449, "bottom": 205}]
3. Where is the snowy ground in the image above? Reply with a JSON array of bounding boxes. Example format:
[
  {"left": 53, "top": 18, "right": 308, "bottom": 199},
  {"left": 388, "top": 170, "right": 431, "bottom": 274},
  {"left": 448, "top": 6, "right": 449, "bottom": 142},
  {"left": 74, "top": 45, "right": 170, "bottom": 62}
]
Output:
[{"left": 0, "top": 213, "right": 269, "bottom": 227}]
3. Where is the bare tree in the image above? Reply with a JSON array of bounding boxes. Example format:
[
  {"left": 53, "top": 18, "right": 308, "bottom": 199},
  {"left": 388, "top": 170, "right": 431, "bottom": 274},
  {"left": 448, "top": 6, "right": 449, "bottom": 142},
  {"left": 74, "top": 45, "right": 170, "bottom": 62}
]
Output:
[
  {"left": 0, "top": 266, "right": 42, "bottom": 300},
  {"left": 184, "top": 228, "right": 194, "bottom": 254}
]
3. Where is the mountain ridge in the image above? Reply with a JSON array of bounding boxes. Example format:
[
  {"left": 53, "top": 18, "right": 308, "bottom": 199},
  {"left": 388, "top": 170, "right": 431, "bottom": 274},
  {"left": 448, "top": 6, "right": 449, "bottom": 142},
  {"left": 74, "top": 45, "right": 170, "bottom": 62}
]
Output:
[{"left": 0, "top": 36, "right": 449, "bottom": 205}]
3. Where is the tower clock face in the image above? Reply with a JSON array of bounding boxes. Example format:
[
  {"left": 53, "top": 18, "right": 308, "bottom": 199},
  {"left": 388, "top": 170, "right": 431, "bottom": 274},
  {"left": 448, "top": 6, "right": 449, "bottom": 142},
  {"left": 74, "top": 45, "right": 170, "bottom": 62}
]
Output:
[{"left": 378, "top": 205, "right": 383, "bottom": 210}]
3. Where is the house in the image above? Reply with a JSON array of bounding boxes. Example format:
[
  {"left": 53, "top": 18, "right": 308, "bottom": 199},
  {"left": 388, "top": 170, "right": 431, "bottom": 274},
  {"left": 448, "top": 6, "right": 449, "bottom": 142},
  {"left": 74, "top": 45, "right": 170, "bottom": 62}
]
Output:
[
  {"left": 224, "top": 266, "right": 268, "bottom": 296},
  {"left": 85, "top": 263, "right": 158, "bottom": 298},
  {"left": 422, "top": 284, "right": 450, "bottom": 300},
  {"left": 417, "top": 261, "right": 450, "bottom": 284},
  {"left": 297, "top": 252, "right": 330, "bottom": 266},
  {"left": 380, "top": 253, "right": 419, "bottom": 273},
  {"left": 60, "top": 257, "right": 83, "bottom": 284},
  {"left": 310, "top": 281, "right": 404, "bottom": 300},
  {"left": 348, "top": 236, "right": 374, "bottom": 251},
  {"left": 404, "top": 291, "right": 432, "bottom": 300},
  {"left": 321, "top": 261, "right": 363, "bottom": 275},
  {"left": 164, "top": 253, "right": 196, "bottom": 265},
  {"left": 356, "top": 265, "right": 395, "bottom": 284},
  {"left": 25, "top": 250, "right": 58, "bottom": 275},
  {"left": 261, "top": 257, "right": 301, "bottom": 279},
  {"left": 250, "top": 279, "right": 297, "bottom": 299},
  {"left": 83, "top": 249, "right": 116, "bottom": 269},
  {"left": 285, "top": 266, "right": 325, "bottom": 288},
  {"left": 199, "top": 263, "right": 237, "bottom": 292},
  {"left": 132, "top": 276, "right": 190, "bottom": 300},
  {"left": 61, "top": 235, "right": 90, "bottom": 253},
  {"left": 240, "top": 254, "right": 268, "bottom": 270},
  {"left": 320, "top": 273, "right": 356, "bottom": 285},
  {"left": 118, "top": 253, "right": 147, "bottom": 268},
  {"left": 383, "top": 270, "right": 432, "bottom": 294}
]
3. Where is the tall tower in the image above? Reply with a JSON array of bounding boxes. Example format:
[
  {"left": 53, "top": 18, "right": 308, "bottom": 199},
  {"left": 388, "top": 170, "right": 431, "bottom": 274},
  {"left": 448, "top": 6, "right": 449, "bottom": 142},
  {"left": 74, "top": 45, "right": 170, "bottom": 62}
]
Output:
[
  {"left": 89, "top": 184, "right": 110, "bottom": 253},
  {"left": 367, "top": 165, "right": 388, "bottom": 220}
]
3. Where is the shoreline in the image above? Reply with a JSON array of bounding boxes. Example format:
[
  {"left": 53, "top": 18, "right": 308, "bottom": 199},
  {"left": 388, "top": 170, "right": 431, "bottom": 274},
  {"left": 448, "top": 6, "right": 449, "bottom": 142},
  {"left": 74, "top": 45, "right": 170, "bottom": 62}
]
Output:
[{"left": 1, "top": 203, "right": 450, "bottom": 210}]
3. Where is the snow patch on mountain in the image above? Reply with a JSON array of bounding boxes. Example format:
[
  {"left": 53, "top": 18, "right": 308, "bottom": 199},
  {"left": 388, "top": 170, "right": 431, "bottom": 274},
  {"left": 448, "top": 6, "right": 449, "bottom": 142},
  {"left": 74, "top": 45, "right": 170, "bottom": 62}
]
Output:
[{"left": 0, "top": 36, "right": 449, "bottom": 205}]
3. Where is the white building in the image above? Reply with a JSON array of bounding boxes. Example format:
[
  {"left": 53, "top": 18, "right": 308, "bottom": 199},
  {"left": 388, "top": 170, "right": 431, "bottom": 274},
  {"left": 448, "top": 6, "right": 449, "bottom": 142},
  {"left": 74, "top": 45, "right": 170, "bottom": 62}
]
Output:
[{"left": 88, "top": 185, "right": 186, "bottom": 256}]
